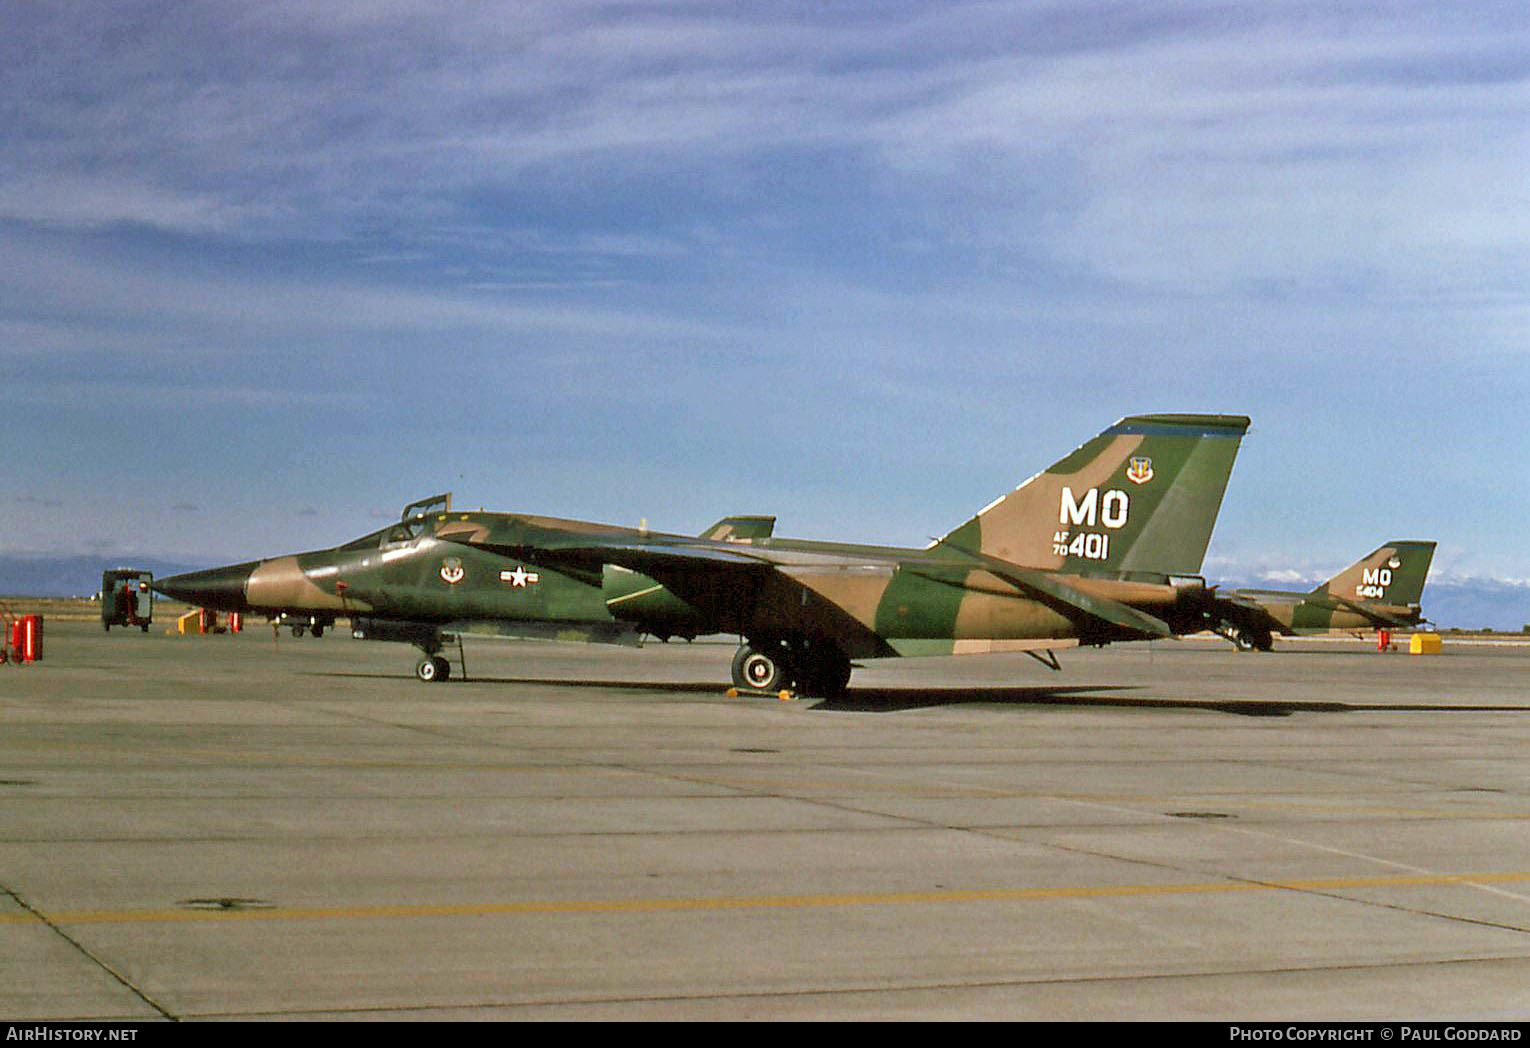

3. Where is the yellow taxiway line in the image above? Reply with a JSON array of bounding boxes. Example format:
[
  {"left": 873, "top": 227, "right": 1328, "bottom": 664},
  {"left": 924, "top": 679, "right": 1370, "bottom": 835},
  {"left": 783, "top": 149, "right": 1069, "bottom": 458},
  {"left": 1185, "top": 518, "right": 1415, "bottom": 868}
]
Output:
[{"left": 8, "top": 870, "right": 1530, "bottom": 927}]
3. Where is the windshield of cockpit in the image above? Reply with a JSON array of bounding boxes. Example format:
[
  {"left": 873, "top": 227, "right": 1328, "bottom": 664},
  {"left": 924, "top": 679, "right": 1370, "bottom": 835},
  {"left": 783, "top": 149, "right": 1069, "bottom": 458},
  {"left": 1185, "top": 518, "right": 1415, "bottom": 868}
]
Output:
[
  {"left": 393, "top": 492, "right": 450, "bottom": 543},
  {"left": 337, "top": 520, "right": 430, "bottom": 550},
  {"left": 400, "top": 493, "right": 451, "bottom": 521},
  {"left": 335, "top": 494, "right": 452, "bottom": 551},
  {"left": 336, "top": 495, "right": 449, "bottom": 550}
]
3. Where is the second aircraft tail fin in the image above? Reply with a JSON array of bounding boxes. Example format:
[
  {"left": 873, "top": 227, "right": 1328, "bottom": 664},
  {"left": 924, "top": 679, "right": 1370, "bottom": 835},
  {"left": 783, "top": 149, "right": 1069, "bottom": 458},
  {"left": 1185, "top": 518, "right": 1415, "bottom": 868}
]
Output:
[{"left": 1309, "top": 541, "right": 1437, "bottom": 606}]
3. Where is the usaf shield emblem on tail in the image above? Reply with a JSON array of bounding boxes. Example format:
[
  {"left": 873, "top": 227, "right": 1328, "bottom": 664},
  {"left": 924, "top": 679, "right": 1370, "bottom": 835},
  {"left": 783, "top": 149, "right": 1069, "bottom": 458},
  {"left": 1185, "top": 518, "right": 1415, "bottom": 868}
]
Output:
[{"left": 1126, "top": 456, "right": 1154, "bottom": 485}]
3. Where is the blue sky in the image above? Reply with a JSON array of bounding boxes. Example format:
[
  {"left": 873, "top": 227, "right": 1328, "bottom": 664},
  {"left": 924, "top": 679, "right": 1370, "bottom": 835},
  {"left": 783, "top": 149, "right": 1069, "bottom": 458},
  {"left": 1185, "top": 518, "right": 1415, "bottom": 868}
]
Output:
[{"left": 4, "top": 0, "right": 1529, "bottom": 592}]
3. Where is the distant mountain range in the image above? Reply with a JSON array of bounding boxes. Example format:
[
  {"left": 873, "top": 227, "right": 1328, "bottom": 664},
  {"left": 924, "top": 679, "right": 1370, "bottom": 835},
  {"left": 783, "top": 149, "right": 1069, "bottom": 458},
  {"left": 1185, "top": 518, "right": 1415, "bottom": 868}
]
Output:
[
  {"left": 0, "top": 555, "right": 210, "bottom": 601},
  {"left": 1423, "top": 580, "right": 1530, "bottom": 633},
  {"left": 4, "top": 554, "right": 1527, "bottom": 633}
]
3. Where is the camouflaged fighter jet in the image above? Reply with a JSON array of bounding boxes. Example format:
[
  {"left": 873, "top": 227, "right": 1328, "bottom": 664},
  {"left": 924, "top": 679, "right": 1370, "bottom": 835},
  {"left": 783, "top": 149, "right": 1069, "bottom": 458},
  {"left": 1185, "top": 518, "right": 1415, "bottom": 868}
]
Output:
[
  {"left": 1208, "top": 540, "right": 1436, "bottom": 651},
  {"left": 439, "top": 414, "right": 1248, "bottom": 693},
  {"left": 156, "top": 414, "right": 1249, "bottom": 693},
  {"left": 153, "top": 494, "right": 777, "bottom": 682}
]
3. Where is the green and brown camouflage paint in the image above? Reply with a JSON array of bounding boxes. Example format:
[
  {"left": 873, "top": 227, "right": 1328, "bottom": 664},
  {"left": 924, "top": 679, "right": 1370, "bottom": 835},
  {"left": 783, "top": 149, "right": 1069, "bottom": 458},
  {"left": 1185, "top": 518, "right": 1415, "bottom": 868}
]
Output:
[
  {"left": 157, "top": 414, "right": 1251, "bottom": 690},
  {"left": 1212, "top": 541, "right": 1436, "bottom": 649}
]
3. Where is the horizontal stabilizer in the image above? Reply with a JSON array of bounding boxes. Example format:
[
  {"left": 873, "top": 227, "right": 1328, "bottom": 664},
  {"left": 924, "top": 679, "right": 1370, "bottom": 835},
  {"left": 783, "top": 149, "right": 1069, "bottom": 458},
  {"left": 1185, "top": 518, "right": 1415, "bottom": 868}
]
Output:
[
  {"left": 1321, "top": 596, "right": 1417, "bottom": 628},
  {"left": 918, "top": 560, "right": 1171, "bottom": 639},
  {"left": 999, "top": 566, "right": 1173, "bottom": 638}
]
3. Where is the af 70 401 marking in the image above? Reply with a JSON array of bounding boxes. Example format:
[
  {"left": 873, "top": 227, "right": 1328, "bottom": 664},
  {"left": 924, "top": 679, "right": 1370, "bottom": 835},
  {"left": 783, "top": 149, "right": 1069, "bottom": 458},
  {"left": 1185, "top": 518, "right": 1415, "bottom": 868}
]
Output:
[{"left": 1052, "top": 530, "right": 1110, "bottom": 560}]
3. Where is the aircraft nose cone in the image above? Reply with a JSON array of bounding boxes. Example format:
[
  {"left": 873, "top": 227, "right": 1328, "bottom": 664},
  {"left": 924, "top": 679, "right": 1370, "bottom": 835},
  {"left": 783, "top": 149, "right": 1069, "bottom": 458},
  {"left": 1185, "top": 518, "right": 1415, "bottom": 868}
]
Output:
[{"left": 153, "top": 561, "right": 260, "bottom": 611}]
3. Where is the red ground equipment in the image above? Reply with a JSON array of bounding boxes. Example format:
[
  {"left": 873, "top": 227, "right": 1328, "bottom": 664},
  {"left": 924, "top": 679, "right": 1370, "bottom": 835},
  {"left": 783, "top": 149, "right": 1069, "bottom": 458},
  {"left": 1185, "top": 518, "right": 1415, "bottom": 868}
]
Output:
[{"left": 3, "top": 612, "right": 43, "bottom": 664}]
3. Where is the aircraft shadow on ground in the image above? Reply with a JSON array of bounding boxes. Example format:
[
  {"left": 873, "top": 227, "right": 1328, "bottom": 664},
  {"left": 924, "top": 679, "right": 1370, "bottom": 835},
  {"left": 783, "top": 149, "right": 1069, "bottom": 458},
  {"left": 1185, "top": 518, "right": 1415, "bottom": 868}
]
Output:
[
  {"left": 813, "top": 687, "right": 1310, "bottom": 716},
  {"left": 812, "top": 690, "right": 1530, "bottom": 716},
  {"left": 312, "top": 672, "right": 1450, "bottom": 717},
  {"left": 813, "top": 691, "right": 1530, "bottom": 716},
  {"left": 318, "top": 672, "right": 721, "bottom": 694}
]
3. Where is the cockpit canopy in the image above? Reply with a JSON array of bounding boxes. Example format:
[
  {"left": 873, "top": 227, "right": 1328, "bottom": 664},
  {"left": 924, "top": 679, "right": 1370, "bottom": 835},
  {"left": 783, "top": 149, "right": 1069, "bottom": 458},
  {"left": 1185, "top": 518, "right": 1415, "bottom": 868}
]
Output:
[
  {"left": 400, "top": 493, "right": 452, "bottom": 523},
  {"left": 336, "top": 493, "right": 454, "bottom": 551}
]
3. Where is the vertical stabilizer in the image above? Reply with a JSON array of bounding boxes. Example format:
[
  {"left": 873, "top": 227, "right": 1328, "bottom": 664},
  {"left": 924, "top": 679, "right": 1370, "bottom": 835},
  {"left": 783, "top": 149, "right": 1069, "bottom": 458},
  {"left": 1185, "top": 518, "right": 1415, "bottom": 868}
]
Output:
[
  {"left": 937, "top": 414, "right": 1250, "bottom": 575},
  {"left": 1309, "top": 541, "right": 1436, "bottom": 605}
]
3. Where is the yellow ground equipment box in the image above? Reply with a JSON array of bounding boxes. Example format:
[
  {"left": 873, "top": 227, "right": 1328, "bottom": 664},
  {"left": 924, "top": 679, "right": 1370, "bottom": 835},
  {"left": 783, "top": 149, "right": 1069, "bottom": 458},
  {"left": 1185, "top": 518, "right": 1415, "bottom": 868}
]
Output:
[{"left": 1409, "top": 632, "right": 1442, "bottom": 655}]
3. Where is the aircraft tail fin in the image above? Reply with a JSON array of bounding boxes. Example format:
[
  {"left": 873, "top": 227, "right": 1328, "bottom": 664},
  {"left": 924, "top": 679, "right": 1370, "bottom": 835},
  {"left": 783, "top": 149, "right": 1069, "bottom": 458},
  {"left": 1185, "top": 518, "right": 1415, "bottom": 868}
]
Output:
[
  {"left": 1309, "top": 541, "right": 1436, "bottom": 605},
  {"left": 936, "top": 414, "right": 1250, "bottom": 576}
]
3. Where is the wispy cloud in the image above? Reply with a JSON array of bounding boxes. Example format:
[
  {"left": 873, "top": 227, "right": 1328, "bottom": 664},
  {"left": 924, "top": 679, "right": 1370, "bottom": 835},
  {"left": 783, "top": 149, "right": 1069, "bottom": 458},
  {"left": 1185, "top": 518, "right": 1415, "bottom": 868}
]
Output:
[
  {"left": 6, "top": 2, "right": 1530, "bottom": 570},
  {"left": 6, "top": 2, "right": 1527, "bottom": 302}
]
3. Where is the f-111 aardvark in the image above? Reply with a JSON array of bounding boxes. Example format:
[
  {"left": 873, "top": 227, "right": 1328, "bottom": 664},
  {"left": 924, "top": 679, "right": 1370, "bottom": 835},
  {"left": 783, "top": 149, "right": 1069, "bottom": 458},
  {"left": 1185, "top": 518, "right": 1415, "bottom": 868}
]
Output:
[
  {"left": 156, "top": 413, "right": 1249, "bottom": 695},
  {"left": 1208, "top": 540, "right": 1436, "bottom": 651}
]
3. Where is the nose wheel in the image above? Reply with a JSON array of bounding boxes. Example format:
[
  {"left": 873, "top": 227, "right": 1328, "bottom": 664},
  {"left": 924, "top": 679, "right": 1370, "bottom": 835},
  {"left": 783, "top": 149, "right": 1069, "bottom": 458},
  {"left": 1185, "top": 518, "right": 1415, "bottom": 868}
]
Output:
[
  {"left": 415, "top": 655, "right": 451, "bottom": 682},
  {"left": 413, "top": 632, "right": 466, "bottom": 683}
]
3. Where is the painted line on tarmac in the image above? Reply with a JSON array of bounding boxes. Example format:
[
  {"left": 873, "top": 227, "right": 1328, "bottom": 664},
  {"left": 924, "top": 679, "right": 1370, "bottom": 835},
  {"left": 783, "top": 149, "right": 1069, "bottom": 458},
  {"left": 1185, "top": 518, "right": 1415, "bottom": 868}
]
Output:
[{"left": 8, "top": 870, "right": 1530, "bottom": 928}]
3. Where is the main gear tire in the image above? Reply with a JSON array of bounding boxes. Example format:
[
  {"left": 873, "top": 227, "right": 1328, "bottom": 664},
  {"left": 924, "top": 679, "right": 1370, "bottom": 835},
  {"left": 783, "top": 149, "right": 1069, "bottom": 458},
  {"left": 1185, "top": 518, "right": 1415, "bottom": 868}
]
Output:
[
  {"left": 732, "top": 645, "right": 787, "bottom": 692},
  {"left": 794, "top": 648, "right": 852, "bottom": 699}
]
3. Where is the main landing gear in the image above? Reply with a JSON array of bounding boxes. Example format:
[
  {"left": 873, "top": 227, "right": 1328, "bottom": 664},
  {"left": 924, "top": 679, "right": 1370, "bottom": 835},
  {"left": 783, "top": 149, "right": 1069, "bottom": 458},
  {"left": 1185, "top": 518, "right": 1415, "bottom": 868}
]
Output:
[
  {"left": 730, "top": 638, "right": 853, "bottom": 698},
  {"left": 1215, "top": 624, "right": 1274, "bottom": 652},
  {"left": 1235, "top": 627, "right": 1274, "bottom": 652}
]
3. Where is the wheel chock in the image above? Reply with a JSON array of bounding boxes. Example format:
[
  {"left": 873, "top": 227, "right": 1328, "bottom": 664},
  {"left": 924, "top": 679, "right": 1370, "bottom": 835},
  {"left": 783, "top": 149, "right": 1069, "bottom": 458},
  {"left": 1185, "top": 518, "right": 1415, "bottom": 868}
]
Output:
[{"left": 725, "top": 686, "right": 799, "bottom": 701}]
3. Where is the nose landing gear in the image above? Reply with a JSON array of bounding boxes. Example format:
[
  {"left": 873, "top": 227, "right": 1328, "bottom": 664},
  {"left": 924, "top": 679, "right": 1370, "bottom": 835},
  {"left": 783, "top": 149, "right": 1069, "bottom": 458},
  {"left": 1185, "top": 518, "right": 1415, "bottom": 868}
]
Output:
[
  {"left": 411, "top": 633, "right": 466, "bottom": 683},
  {"left": 415, "top": 655, "right": 452, "bottom": 682}
]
